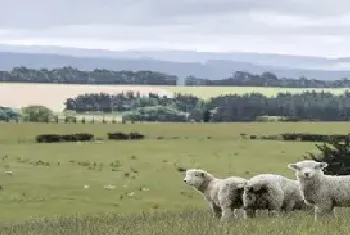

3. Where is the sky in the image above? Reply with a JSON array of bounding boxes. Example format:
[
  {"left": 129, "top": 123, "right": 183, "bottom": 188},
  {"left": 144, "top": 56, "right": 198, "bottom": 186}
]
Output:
[{"left": 0, "top": 0, "right": 349, "bottom": 57}]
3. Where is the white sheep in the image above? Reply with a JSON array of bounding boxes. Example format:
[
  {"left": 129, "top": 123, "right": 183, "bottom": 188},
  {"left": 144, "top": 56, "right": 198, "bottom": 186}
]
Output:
[
  {"left": 242, "top": 174, "right": 309, "bottom": 218},
  {"left": 183, "top": 168, "right": 247, "bottom": 221},
  {"left": 104, "top": 184, "right": 116, "bottom": 190},
  {"left": 4, "top": 170, "right": 13, "bottom": 175},
  {"left": 288, "top": 160, "right": 350, "bottom": 220}
]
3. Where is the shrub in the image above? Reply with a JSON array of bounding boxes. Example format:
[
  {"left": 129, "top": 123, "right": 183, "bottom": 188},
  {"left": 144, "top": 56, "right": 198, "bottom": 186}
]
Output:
[
  {"left": 36, "top": 134, "right": 61, "bottom": 143},
  {"left": 282, "top": 133, "right": 349, "bottom": 142},
  {"left": 107, "top": 132, "right": 145, "bottom": 140},
  {"left": 74, "top": 133, "right": 95, "bottom": 141},
  {"left": 36, "top": 133, "right": 94, "bottom": 143},
  {"left": 0, "top": 106, "right": 20, "bottom": 121},
  {"left": 249, "top": 135, "right": 257, "bottom": 139},
  {"left": 22, "top": 105, "right": 55, "bottom": 122},
  {"left": 107, "top": 132, "right": 129, "bottom": 140},
  {"left": 305, "top": 137, "right": 350, "bottom": 175},
  {"left": 129, "top": 133, "right": 145, "bottom": 140},
  {"left": 65, "top": 115, "right": 77, "bottom": 123}
]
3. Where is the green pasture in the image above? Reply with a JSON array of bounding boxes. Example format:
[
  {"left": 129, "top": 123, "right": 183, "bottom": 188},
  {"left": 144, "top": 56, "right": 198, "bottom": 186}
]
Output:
[{"left": 1, "top": 122, "right": 350, "bottom": 234}]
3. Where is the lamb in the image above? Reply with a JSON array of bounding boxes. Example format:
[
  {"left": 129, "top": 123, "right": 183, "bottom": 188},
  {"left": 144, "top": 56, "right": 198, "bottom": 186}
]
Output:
[
  {"left": 288, "top": 160, "right": 350, "bottom": 220},
  {"left": 183, "top": 168, "right": 247, "bottom": 221},
  {"left": 242, "top": 174, "right": 309, "bottom": 218}
]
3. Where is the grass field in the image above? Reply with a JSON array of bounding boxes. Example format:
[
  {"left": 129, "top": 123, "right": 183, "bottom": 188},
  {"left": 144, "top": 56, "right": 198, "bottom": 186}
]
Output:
[
  {"left": 1, "top": 83, "right": 350, "bottom": 111},
  {"left": 1, "top": 122, "right": 350, "bottom": 234}
]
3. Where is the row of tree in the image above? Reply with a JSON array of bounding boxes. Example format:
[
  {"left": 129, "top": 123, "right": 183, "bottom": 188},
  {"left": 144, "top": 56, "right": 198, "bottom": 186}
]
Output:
[
  {"left": 5, "top": 90, "right": 350, "bottom": 123},
  {"left": 2, "top": 67, "right": 350, "bottom": 88},
  {"left": 65, "top": 92, "right": 203, "bottom": 122},
  {"left": 208, "top": 91, "right": 350, "bottom": 121},
  {"left": 65, "top": 90, "right": 350, "bottom": 122},
  {"left": 65, "top": 92, "right": 200, "bottom": 113},
  {"left": 185, "top": 71, "right": 350, "bottom": 88},
  {"left": 0, "top": 66, "right": 177, "bottom": 85}
]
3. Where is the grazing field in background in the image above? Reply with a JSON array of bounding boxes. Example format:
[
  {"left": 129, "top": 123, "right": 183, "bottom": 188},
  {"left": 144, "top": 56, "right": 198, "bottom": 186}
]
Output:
[
  {"left": 1, "top": 83, "right": 349, "bottom": 111},
  {"left": 1, "top": 122, "right": 350, "bottom": 234}
]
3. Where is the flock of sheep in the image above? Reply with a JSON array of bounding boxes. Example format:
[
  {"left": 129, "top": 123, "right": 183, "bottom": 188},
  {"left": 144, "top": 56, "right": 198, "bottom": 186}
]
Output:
[{"left": 183, "top": 160, "right": 350, "bottom": 221}]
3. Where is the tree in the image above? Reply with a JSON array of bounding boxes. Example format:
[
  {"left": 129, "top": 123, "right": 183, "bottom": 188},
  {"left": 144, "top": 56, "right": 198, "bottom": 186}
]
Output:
[
  {"left": 305, "top": 137, "right": 350, "bottom": 175},
  {"left": 0, "top": 107, "right": 20, "bottom": 121},
  {"left": 202, "top": 110, "right": 211, "bottom": 122},
  {"left": 0, "top": 109, "right": 9, "bottom": 121},
  {"left": 22, "top": 105, "right": 55, "bottom": 122}
]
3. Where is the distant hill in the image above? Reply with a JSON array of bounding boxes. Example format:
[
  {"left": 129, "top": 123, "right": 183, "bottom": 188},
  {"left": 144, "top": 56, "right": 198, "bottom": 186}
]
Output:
[{"left": 0, "top": 45, "right": 350, "bottom": 80}]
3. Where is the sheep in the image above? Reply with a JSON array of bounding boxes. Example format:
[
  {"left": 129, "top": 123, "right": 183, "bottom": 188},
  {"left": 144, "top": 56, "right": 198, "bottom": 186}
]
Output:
[
  {"left": 288, "top": 160, "right": 350, "bottom": 220},
  {"left": 242, "top": 174, "right": 309, "bottom": 218},
  {"left": 183, "top": 168, "right": 247, "bottom": 221},
  {"left": 4, "top": 170, "right": 13, "bottom": 175},
  {"left": 104, "top": 184, "right": 116, "bottom": 190}
]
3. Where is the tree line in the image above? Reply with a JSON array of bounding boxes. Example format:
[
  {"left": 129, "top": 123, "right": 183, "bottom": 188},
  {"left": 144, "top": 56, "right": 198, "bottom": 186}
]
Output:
[
  {"left": 65, "top": 92, "right": 203, "bottom": 122},
  {"left": 208, "top": 91, "right": 350, "bottom": 121},
  {"left": 0, "top": 66, "right": 177, "bottom": 85},
  {"left": 2, "top": 66, "right": 350, "bottom": 88},
  {"left": 3, "top": 90, "right": 350, "bottom": 123},
  {"left": 186, "top": 71, "right": 350, "bottom": 88},
  {"left": 65, "top": 90, "right": 350, "bottom": 122}
]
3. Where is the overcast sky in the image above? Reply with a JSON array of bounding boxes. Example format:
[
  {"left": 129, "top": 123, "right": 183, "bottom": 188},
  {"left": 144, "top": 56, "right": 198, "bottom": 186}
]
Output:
[{"left": 0, "top": 0, "right": 349, "bottom": 57}]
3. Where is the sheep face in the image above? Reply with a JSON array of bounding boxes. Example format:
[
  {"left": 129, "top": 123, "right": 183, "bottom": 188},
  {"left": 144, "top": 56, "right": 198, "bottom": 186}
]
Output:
[
  {"left": 288, "top": 160, "right": 327, "bottom": 180},
  {"left": 184, "top": 169, "right": 208, "bottom": 189}
]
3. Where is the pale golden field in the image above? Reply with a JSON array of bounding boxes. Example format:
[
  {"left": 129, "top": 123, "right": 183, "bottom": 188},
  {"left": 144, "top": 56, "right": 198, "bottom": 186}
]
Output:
[{"left": 1, "top": 83, "right": 349, "bottom": 112}]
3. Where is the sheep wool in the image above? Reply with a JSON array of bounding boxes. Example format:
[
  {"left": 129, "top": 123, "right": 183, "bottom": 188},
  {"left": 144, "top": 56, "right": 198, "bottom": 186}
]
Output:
[
  {"left": 242, "top": 174, "right": 308, "bottom": 218},
  {"left": 288, "top": 160, "right": 350, "bottom": 220},
  {"left": 183, "top": 169, "right": 247, "bottom": 221}
]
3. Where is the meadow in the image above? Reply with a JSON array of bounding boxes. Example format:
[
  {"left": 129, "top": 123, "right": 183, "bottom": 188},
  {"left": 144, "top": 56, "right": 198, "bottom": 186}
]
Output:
[
  {"left": 1, "top": 83, "right": 349, "bottom": 111},
  {"left": 1, "top": 122, "right": 350, "bottom": 234}
]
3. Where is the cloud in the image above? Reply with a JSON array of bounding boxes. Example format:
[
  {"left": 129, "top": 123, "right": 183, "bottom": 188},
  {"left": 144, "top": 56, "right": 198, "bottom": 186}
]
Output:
[
  {"left": 0, "top": 0, "right": 349, "bottom": 57},
  {"left": 1, "top": 0, "right": 350, "bottom": 27}
]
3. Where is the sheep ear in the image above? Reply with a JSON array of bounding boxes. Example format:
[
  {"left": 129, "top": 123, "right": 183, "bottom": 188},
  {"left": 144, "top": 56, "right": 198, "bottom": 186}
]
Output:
[
  {"left": 316, "top": 162, "right": 328, "bottom": 169},
  {"left": 288, "top": 164, "right": 299, "bottom": 171}
]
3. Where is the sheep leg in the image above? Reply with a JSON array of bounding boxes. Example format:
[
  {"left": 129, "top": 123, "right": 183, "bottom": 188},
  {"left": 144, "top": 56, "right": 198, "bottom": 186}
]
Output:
[
  {"left": 315, "top": 203, "right": 335, "bottom": 221},
  {"left": 267, "top": 206, "right": 281, "bottom": 218},
  {"left": 267, "top": 209, "right": 280, "bottom": 217},
  {"left": 233, "top": 208, "right": 244, "bottom": 219},
  {"left": 218, "top": 191, "right": 235, "bottom": 221},
  {"left": 267, "top": 196, "right": 282, "bottom": 218},
  {"left": 244, "top": 209, "right": 257, "bottom": 219},
  {"left": 281, "top": 201, "right": 295, "bottom": 216},
  {"left": 210, "top": 203, "right": 222, "bottom": 219},
  {"left": 220, "top": 206, "right": 234, "bottom": 222}
]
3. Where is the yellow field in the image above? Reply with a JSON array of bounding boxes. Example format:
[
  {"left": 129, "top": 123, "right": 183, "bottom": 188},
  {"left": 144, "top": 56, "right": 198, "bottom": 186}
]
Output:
[{"left": 1, "top": 83, "right": 349, "bottom": 112}]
